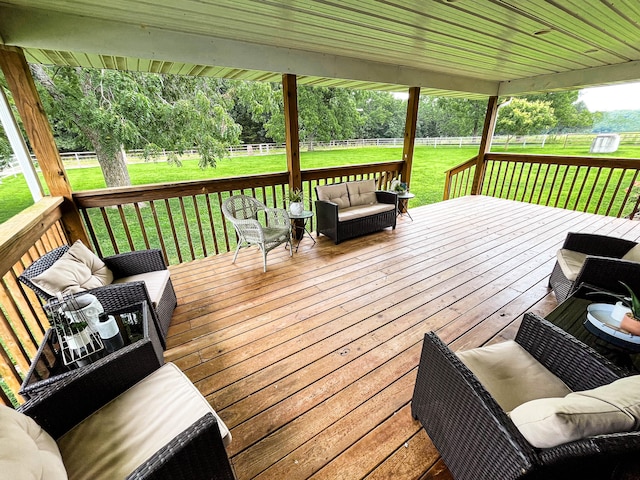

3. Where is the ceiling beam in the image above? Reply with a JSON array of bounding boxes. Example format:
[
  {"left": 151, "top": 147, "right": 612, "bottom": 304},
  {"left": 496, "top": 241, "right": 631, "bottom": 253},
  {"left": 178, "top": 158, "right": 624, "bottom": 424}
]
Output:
[
  {"left": 0, "top": 5, "right": 499, "bottom": 97},
  {"left": 499, "top": 61, "right": 640, "bottom": 96}
]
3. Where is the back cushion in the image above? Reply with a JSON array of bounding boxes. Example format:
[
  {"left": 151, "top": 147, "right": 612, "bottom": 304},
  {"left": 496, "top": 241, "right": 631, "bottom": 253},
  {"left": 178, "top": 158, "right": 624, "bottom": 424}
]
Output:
[
  {"left": 30, "top": 241, "right": 114, "bottom": 297},
  {"left": 316, "top": 183, "right": 350, "bottom": 209},
  {"left": 0, "top": 405, "right": 67, "bottom": 479},
  {"left": 347, "top": 180, "right": 377, "bottom": 206}
]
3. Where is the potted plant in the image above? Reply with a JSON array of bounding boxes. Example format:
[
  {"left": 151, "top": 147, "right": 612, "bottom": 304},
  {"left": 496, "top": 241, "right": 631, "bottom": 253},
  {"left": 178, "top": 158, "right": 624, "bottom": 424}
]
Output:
[
  {"left": 288, "top": 189, "right": 304, "bottom": 216},
  {"left": 590, "top": 282, "right": 640, "bottom": 336},
  {"left": 390, "top": 177, "right": 408, "bottom": 194}
]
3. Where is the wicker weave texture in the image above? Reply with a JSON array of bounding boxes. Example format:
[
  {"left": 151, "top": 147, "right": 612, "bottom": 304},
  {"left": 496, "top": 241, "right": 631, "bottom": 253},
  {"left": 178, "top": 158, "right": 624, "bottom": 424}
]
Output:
[{"left": 411, "top": 313, "right": 639, "bottom": 480}]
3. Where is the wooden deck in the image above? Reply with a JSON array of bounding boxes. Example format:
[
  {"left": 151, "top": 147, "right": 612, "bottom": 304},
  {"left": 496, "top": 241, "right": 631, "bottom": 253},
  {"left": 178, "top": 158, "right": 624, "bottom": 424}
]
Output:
[{"left": 164, "top": 195, "right": 640, "bottom": 480}]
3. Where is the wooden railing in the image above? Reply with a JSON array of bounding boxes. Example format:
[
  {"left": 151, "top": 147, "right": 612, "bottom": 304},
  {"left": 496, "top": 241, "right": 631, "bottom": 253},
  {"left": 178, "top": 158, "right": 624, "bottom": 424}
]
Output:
[
  {"left": 0, "top": 162, "right": 401, "bottom": 404},
  {"left": 74, "top": 162, "right": 403, "bottom": 265},
  {"left": 443, "top": 153, "right": 640, "bottom": 219},
  {"left": 0, "top": 197, "right": 69, "bottom": 406}
]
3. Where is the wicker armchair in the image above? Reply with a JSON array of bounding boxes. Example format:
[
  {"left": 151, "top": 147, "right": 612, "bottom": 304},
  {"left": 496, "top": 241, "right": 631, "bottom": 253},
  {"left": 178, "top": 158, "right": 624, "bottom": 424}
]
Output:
[
  {"left": 549, "top": 232, "right": 640, "bottom": 302},
  {"left": 18, "top": 341, "right": 235, "bottom": 479},
  {"left": 18, "top": 245, "right": 177, "bottom": 347},
  {"left": 411, "top": 313, "right": 640, "bottom": 480},
  {"left": 221, "top": 195, "right": 292, "bottom": 272}
]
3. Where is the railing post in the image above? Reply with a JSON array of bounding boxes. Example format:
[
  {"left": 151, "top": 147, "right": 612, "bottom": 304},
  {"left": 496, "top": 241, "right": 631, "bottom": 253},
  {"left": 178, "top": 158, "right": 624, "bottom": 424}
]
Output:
[
  {"left": 401, "top": 87, "right": 420, "bottom": 187},
  {"left": 0, "top": 46, "right": 89, "bottom": 245},
  {"left": 471, "top": 95, "right": 499, "bottom": 195}
]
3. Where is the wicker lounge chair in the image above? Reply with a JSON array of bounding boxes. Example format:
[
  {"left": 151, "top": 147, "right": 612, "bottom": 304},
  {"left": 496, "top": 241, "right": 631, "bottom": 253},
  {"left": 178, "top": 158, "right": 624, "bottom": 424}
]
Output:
[
  {"left": 11, "top": 341, "right": 235, "bottom": 479},
  {"left": 411, "top": 313, "right": 640, "bottom": 480},
  {"left": 222, "top": 195, "right": 292, "bottom": 272},
  {"left": 19, "top": 244, "right": 177, "bottom": 347},
  {"left": 549, "top": 232, "right": 640, "bottom": 302}
]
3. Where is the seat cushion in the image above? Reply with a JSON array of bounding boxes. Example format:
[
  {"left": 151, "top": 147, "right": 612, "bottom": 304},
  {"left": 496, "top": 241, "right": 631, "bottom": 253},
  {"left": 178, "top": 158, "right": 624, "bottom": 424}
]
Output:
[
  {"left": 316, "top": 183, "right": 351, "bottom": 209},
  {"left": 510, "top": 375, "right": 640, "bottom": 448},
  {"left": 337, "top": 203, "right": 395, "bottom": 222},
  {"left": 30, "top": 241, "right": 114, "bottom": 297},
  {"left": 113, "top": 270, "right": 170, "bottom": 308},
  {"left": 457, "top": 340, "right": 572, "bottom": 412},
  {"left": 0, "top": 405, "right": 67, "bottom": 480},
  {"left": 622, "top": 243, "right": 640, "bottom": 262},
  {"left": 57, "top": 362, "right": 231, "bottom": 480},
  {"left": 556, "top": 248, "right": 588, "bottom": 282},
  {"left": 346, "top": 180, "right": 377, "bottom": 207}
]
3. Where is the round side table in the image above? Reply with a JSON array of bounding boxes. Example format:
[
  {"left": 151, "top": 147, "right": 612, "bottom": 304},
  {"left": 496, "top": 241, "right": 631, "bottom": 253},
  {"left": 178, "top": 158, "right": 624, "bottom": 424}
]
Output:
[
  {"left": 288, "top": 210, "right": 316, "bottom": 252},
  {"left": 396, "top": 192, "right": 415, "bottom": 221}
]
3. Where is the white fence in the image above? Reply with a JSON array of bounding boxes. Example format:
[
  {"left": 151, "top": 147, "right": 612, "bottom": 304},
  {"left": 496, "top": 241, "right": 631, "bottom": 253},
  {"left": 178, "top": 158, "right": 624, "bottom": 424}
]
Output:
[{"left": 3, "top": 132, "right": 640, "bottom": 178}]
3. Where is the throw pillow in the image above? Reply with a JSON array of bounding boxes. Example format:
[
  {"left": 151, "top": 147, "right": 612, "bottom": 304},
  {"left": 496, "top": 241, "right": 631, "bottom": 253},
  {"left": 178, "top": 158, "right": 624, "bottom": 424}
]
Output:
[
  {"left": 622, "top": 243, "right": 640, "bottom": 262},
  {"left": 30, "top": 241, "right": 114, "bottom": 297},
  {"left": 510, "top": 375, "right": 640, "bottom": 448}
]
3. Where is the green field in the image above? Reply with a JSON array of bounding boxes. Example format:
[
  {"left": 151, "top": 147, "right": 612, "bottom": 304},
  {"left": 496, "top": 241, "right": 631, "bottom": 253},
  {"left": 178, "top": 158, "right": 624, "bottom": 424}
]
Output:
[{"left": 3, "top": 143, "right": 640, "bottom": 225}]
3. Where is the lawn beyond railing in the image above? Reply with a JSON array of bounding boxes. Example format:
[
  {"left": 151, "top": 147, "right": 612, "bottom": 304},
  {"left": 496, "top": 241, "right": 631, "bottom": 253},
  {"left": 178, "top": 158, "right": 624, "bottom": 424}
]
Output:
[{"left": 443, "top": 153, "right": 640, "bottom": 219}]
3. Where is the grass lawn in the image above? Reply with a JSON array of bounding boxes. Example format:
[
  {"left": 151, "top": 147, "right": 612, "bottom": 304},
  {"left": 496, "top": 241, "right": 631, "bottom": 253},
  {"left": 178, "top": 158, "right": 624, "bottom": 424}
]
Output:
[
  {"left": 0, "top": 145, "right": 477, "bottom": 224},
  {"left": 3, "top": 143, "right": 640, "bottom": 226}
]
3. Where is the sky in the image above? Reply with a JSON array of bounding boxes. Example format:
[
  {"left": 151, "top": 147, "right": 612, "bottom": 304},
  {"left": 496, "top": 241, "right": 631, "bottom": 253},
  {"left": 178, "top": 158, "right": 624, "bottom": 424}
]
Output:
[{"left": 576, "top": 82, "right": 640, "bottom": 112}]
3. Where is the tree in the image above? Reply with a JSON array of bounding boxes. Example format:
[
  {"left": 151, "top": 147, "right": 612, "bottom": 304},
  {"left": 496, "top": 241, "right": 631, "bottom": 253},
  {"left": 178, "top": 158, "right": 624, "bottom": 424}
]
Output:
[
  {"left": 31, "top": 66, "right": 241, "bottom": 187},
  {"left": 525, "top": 91, "right": 593, "bottom": 133},
  {"left": 433, "top": 97, "right": 487, "bottom": 137},
  {"left": 495, "top": 98, "right": 557, "bottom": 149},
  {"left": 0, "top": 129, "right": 11, "bottom": 172},
  {"left": 262, "top": 85, "right": 361, "bottom": 148},
  {"left": 354, "top": 91, "right": 406, "bottom": 138}
]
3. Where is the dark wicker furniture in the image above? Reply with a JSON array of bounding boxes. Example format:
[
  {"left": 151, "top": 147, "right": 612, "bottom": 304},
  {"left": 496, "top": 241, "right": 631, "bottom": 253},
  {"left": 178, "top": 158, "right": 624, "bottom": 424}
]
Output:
[
  {"left": 19, "top": 341, "right": 235, "bottom": 480},
  {"left": 549, "top": 232, "right": 639, "bottom": 303},
  {"left": 411, "top": 313, "right": 640, "bottom": 480},
  {"left": 18, "top": 245, "right": 177, "bottom": 347},
  {"left": 314, "top": 188, "right": 397, "bottom": 244}
]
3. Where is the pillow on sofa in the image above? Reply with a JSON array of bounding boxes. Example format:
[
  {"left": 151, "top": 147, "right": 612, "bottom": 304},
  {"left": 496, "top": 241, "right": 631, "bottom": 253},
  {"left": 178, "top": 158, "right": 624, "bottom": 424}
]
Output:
[
  {"left": 556, "top": 248, "right": 588, "bottom": 281},
  {"left": 347, "top": 180, "right": 377, "bottom": 206},
  {"left": 30, "top": 241, "right": 114, "bottom": 297},
  {"left": 510, "top": 375, "right": 640, "bottom": 448},
  {"left": 0, "top": 405, "right": 68, "bottom": 479},
  {"left": 316, "top": 183, "right": 351, "bottom": 209}
]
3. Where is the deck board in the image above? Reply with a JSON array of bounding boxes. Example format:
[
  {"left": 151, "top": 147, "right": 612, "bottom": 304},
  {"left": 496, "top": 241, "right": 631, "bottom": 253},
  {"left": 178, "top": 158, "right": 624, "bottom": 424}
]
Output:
[{"left": 165, "top": 196, "right": 640, "bottom": 479}]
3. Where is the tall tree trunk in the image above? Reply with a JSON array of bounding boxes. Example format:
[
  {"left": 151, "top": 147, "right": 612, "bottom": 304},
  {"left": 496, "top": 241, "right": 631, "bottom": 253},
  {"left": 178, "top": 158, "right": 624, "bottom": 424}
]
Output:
[{"left": 85, "top": 130, "right": 130, "bottom": 187}]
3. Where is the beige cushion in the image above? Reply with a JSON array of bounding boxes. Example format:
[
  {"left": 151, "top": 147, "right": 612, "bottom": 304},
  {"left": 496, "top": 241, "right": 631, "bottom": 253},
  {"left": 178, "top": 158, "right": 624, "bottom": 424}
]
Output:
[
  {"left": 113, "top": 270, "right": 170, "bottom": 308},
  {"left": 58, "top": 363, "right": 231, "bottom": 480},
  {"left": 510, "top": 375, "right": 640, "bottom": 448},
  {"left": 622, "top": 243, "right": 640, "bottom": 262},
  {"left": 0, "top": 405, "right": 67, "bottom": 480},
  {"left": 457, "top": 340, "right": 571, "bottom": 412},
  {"left": 337, "top": 203, "right": 395, "bottom": 222},
  {"left": 346, "top": 180, "right": 377, "bottom": 207},
  {"left": 30, "top": 241, "right": 114, "bottom": 297},
  {"left": 316, "top": 183, "right": 351, "bottom": 209},
  {"left": 556, "top": 248, "right": 588, "bottom": 282}
]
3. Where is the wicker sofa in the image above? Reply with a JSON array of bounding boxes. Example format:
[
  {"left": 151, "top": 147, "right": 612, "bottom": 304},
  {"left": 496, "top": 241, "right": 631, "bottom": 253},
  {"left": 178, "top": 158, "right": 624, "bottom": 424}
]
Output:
[
  {"left": 411, "top": 313, "right": 640, "bottom": 480},
  {"left": 315, "top": 179, "right": 397, "bottom": 244},
  {"left": 4, "top": 342, "right": 234, "bottom": 479}
]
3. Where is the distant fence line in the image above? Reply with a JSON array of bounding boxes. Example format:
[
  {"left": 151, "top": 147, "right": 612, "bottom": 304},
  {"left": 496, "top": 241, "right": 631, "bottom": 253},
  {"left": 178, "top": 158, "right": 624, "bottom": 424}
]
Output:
[{"left": 3, "top": 132, "right": 640, "bottom": 178}]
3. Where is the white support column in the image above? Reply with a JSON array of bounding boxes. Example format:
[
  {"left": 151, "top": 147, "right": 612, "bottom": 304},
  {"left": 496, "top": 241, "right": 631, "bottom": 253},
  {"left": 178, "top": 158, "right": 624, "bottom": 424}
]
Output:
[{"left": 0, "top": 86, "right": 43, "bottom": 201}]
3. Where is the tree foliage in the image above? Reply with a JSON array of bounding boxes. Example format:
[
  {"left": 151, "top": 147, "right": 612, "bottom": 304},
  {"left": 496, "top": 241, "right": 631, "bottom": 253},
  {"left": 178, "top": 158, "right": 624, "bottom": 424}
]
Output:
[
  {"left": 525, "top": 91, "right": 593, "bottom": 133},
  {"left": 495, "top": 98, "right": 557, "bottom": 148},
  {"left": 32, "top": 66, "right": 241, "bottom": 187},
  {"left": 354, "top": 91, "right": 406, "bottom": 138}
]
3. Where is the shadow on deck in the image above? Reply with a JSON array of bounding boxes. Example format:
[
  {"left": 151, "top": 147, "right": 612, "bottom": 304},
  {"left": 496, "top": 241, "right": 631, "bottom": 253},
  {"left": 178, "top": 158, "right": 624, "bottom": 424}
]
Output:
[{"left": 164, "top": 195, "right": 640, "bottom": 480}]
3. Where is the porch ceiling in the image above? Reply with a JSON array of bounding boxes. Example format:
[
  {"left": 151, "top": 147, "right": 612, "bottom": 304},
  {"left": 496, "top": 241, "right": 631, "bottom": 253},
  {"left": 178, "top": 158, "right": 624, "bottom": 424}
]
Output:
[{"left": 0, "top": 1, "right": 639, "bottom": 98}]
